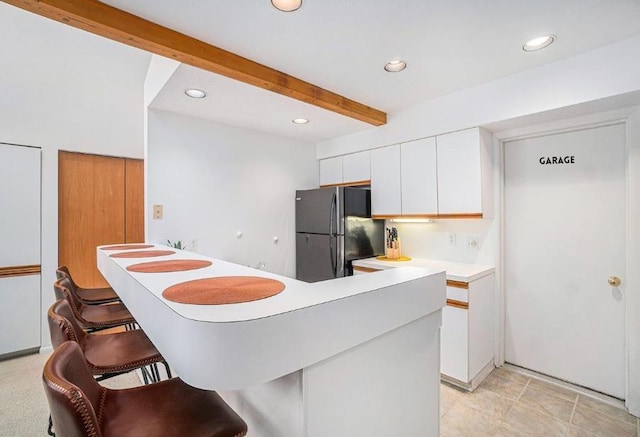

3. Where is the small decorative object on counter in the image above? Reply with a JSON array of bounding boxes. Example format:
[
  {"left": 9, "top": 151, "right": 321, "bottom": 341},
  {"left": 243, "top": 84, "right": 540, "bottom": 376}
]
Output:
[
  {"left": 167, "top": 239, "right": 186, "bottom": 250},
  {"left": 385, "top": 227, "right": 401, "bottom": 260}
]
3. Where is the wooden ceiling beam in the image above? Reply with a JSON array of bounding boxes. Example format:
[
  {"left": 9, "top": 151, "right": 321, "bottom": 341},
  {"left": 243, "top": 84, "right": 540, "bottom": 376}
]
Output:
[{"left": 3, "top": 0, "right": 387, "bottom": 126}]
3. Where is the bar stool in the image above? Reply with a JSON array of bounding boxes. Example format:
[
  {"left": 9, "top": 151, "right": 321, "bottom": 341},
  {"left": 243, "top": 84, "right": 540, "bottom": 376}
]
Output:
[
  {"left": 56, "top": 265, "right": 120, "bottom": 304},
  {"left": 54, "top": 278, "right": 135, "bottom": 331},
  {"left": 48, "top": 299, "right": 169, "bottom": 382},
  {"left": 47, "top": 299, "right": 172, "bottom": 436},
  {"left": 43, "top": 341, "right": 248, "bottom": 437}
]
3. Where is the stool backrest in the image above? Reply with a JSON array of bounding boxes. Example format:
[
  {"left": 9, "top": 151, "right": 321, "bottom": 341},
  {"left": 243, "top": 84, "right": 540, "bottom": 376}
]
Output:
[
  {"left": 54, "top": 278, "right": 86, "bottom": 319},
  {"left": 48, "top": 299, "right": 88, "bottom": 348},
  {"left": 56, "top": 267, "right": 83, "bottom": 297},
  {"left": 43, "top": 341, "right": 104, "bottom": 437},
  {"left": 56, "top": 265, "right": 73, "bottom": 284}
]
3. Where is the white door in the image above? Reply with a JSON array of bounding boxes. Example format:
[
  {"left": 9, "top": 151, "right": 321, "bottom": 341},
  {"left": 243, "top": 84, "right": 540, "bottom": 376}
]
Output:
[
  {"left": 0, "top": 143, "right": 41, "bottom": 356},
  {"left": 504, "top": 124, "right": 626, "bottom": 398}
]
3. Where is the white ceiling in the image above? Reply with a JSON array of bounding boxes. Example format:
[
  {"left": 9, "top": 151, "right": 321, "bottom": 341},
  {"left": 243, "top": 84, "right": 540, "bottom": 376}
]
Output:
[{"left": 6, "top": 1, "right": 640, "bottom": 143}]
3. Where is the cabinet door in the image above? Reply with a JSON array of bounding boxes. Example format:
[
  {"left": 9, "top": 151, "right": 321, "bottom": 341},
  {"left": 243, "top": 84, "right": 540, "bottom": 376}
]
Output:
[
  {"left": 319, "top": 156, "right": 343, "bottom": 186},
  {"left": 401, "top": 137, "right": 438, "bottom": 215},
  {"left": 437, "top": 128, "right": 483, "bottom": 215},
  {"left": 370, "top": 145, "right": 401, "bottom": 216},
  {"left": 342, "top": 151, "right": 370, "bottom": 184},
  {"left": 0, "top": 144, "right": 40, "bottom": 266},
  {"left": 0, "top": 275, "right": 41, "bottom": 355},
  {"left": 441, "top": 305, "right": 469, "bottom": 382}
]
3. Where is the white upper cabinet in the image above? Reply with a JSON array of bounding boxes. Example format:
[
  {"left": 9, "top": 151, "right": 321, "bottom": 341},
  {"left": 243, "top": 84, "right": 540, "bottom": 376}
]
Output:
[
  {"left": 331, "top": 127, "right": 492, "bottom": 218},
  {"left": 319, "top": 156, "right": 342, "bottom": 186},
  {"left": 342, "top": 150, "right": 370, "bottom": 184},
  {"left": 371, "top": 145, "right": 401, "bottom": 216},
  {"left": 401, "top": 137, "right": 438, "bottom": 215},
  {"left": 319, "top": 151, "right": 371, "bottom": 186},
  {"left": 436, "top": 127, "right": 493, "bottom": 218},
  {"left": 0, "top": 144, "right": 40, "bottom": 265}
]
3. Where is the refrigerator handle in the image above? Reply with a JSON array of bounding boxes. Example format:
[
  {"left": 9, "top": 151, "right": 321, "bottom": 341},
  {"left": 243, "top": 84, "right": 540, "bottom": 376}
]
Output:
[{"left": 330, "top": 192, "right": 337, "bottom": 277}]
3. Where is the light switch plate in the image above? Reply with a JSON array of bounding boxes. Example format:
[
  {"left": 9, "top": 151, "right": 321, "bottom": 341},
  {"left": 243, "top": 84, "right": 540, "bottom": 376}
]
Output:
[{"left": 153, "top": 204, "right": 163, "bottom": 219}]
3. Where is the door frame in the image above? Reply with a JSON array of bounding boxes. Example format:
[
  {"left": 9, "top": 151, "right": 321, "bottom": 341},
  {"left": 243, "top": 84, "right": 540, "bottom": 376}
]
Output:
[{"left": 494, "top": 110, "right": 638, "bottom": 413}]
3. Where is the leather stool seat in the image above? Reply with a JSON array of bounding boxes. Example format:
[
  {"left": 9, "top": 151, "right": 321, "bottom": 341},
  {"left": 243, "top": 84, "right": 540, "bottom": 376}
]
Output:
[
  {"left": 56, "top": 266, "right": 120, "bottom": 305},
  {"left": 44, "top": 341, "right": 248, "bottom": 437},
  {"left": 48, "top": 299, "right": 165, "bottom": 376},
  {"left": 54, "top": 278, "right": 135, "bottom": 331}
]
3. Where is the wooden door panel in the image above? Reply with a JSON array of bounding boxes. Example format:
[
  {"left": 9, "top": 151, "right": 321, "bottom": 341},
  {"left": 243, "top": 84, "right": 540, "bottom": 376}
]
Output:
[
  {"left": 59, "top": 151, "right": 95, "bottom": 287},
  {"left": 92, "top": 155, "right": 125, "bottom": 287},
  {"left": 125, "top": 158, "right": 144, "bottom": 243},
  {"left": 59, "top": 152, "right": 141, "bottom": 288}
]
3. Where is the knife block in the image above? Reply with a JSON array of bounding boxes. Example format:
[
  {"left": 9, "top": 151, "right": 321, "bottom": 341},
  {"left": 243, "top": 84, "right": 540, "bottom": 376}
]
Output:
[{"left": 386, "top": 239, "right": 401, "bottom": 260}]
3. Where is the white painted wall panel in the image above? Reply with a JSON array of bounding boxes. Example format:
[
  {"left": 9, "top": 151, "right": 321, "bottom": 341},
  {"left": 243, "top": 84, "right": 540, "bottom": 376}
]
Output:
[{"left": 146, "top": 110, "right": 317, "bottom": 278}]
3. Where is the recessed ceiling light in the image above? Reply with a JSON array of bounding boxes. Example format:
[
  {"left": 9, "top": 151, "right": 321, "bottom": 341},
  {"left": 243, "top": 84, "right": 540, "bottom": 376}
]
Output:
[
  {"left": 184, "top": 88, "right": 207, "bottom": 99},
  {"left": 384, "top": 60, "right": 407, "bottom": 73},
  {"left": 523, "top": 35, "right": 556, "bottom": 51},
  {"left": 271, "top": 0, "right": 302, "bottom": 12},
  {"left": 292, "top": 118, "right": 309, "bottom": 124}
]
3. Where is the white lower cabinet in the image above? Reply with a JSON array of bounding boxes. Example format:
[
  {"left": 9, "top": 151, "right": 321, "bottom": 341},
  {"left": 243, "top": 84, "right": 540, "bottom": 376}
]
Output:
[
  {"left": 351, "top": 258, "right": 495, "bottom": 391},
  {"left": 0, "top": 275, "right": 41, "bottom": 356},
  {"left": 441, "top": 305, "right": 469, "bottom": 382},
  {"left": 441, "top": 274, "right": 495, "bottom": 390}
]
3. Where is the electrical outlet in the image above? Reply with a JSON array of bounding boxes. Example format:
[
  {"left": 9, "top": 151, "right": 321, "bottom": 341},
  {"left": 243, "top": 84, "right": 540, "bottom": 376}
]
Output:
[
  {"left": 448, "top": 233, "right": 457, "bottom": 246},
  {"left": 189, "top": 239, "right": 197, "bottom": 251},
  {"left": 465, "top": 236, "right": 479, "bottom": 249}
]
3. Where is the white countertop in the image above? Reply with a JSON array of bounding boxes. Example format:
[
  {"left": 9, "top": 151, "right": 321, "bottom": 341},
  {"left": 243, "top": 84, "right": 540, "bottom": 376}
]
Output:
[
  {"left": 97, "top": 244, "right": 446, "bottom": 390},
  {"left": 353, "top": 257, "right": 495, "bottom": 282}
]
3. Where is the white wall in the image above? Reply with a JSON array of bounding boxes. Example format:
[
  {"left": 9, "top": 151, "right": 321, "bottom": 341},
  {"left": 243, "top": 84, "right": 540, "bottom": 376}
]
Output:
[
  {"left": 626, "top": 108, "right": 640, "bottom": 415},
  {"left": 0, "top": 3, "right": 149, "bottom": 349},
  {"left": 390, "top": 219, "right": 497, "bottom": 266},
  {"left": 146, "top": 109, "right": 317, "bottom": 278}
]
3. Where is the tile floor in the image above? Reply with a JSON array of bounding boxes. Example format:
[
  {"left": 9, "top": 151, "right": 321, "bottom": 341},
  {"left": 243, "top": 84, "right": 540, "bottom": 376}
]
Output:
[{"left": 441, "top": 367, "right": 639, "bottom": 436}]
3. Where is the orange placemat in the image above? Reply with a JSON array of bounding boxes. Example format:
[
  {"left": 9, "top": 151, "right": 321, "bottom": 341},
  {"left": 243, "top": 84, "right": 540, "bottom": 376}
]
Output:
[
  {"left": 162, "top": 276, "right": 285, "bottom": 305},
  {"left": 102, "top": 244, "right": 155, "bottom": 250},
  {"left": 127, "top": 259, "right": 212, "bottom": 273},
  {"left": 110, "top": 250, "right": 175, "bottom": 258}
]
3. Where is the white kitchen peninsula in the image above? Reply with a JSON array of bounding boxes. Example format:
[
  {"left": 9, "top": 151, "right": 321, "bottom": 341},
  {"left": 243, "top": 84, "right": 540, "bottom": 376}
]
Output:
[{"left": 98, "top": 245, "right": 446, "bottom": 437}]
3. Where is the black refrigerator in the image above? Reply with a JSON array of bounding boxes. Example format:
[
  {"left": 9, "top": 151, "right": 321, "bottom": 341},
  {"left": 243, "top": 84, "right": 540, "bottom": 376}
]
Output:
[{"left": 295, "top": 187, "right": 384, "bottom": 282}]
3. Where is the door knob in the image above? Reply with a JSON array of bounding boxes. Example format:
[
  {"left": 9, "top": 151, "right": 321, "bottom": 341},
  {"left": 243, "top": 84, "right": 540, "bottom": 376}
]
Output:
[{"left": 608, "top": 276, "right": 621, "bottom": 287}]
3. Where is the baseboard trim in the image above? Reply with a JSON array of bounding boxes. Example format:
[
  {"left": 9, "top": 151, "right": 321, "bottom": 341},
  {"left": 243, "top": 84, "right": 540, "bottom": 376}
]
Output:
[
  {"left": 39, "top": 345, "right": 53, "bottom": 355},
  {"left": 503, "top": 363, "right": 626, "bottom": 410}
]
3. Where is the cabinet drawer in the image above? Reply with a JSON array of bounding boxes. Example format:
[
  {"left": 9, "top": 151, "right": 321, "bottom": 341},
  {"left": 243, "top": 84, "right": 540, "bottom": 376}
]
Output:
[{"left": 446, "top": 280, "right": 468, "bottom": 305}]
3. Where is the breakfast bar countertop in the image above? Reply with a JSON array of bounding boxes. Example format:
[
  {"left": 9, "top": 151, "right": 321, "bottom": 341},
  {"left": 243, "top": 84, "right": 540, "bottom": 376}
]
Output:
[
  {"left": 352, "top": 257, "right": 495, "bottom": 282},
  {"left": 97, "top": 244, "right": 446, "bottom": 391}
]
